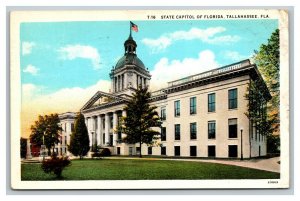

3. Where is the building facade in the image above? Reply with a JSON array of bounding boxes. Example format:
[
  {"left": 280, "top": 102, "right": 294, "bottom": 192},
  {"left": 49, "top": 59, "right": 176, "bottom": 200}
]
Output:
[
  {"left": 63, "top": 32, "right": 271, "bottom": 159},
  {"left": 57, "top": 112, "right": 76, "bottom": 156}
]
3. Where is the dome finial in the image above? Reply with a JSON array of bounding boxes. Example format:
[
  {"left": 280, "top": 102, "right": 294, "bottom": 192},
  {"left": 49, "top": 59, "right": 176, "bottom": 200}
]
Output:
[{"left": 124, "top": 22, "right": 138, "bottom": 55}]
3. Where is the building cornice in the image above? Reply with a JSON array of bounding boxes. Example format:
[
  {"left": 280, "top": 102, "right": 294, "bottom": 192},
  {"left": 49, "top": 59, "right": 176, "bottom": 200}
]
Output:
[
  {"left": 81, "top": 99, "right": 127, "bottom": 114},
  {"left": 149, "top": 59, "right": 271, "bottom": 102},
  {"left": 58, "top": 112, "right": 76, "bottom": 120},
  {"left": 111, "top": 65, "right": 151, "bottom": 78}
]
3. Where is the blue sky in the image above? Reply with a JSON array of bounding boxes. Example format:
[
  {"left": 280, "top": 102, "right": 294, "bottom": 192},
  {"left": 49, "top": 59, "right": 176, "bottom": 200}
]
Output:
[
  {"left": 20, "top": 19, "right": 278, "bottom": 138},
  {"left": 20, "top": 19, "right": 278, "bottom": 94}
]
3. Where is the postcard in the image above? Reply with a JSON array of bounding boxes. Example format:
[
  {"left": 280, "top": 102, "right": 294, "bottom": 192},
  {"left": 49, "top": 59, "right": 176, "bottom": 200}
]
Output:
[{"left": 10, "top": 9, "right": 289, "bottom": 189}]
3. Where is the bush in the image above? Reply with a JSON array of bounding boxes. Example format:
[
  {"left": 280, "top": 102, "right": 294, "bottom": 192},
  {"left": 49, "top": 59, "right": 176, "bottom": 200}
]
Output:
[
  {"left": 100, "top": 148, "right": 111, "bottom": 156},
  {"left": 41, "top": 154, "right": 71, "bottom": 178},
  {"left": 91, "top": 148, "right": 111, "bottom": 158},
  {"left": 91, "top": 152, "right": 102, "bottom": 158}
]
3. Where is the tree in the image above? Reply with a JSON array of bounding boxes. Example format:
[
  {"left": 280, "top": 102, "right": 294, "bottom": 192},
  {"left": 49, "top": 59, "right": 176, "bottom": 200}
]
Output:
[
  {"left": 122, "top": 86, "right": 161, "bottom": 158},
  {"left": 245, "top": 81, "right": 270, "bottom": 138},
  {"left": 254, "top": 29, "right": 280, "bottom": 135},
  {"left": 20, "top": 137, "right": 27, "bottom": 158},
  {"left": 253, "top": 29, "right": 280, "bottom": 153},
  {"left": 68, "top": 112, "right": 90, "bottom": 159},
  {"left": 30, "top": 114, "right": 62, "bottom": 155}
]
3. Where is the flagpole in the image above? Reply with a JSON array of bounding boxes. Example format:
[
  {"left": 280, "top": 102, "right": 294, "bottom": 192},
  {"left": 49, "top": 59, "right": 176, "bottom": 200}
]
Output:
[{"left": 129, "top": 21, "right": 132, "bottom": 37}]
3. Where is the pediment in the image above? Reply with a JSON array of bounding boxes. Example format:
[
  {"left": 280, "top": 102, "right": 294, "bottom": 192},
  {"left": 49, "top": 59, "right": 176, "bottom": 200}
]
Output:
[{"left": 81, "top": 91, "right": 126, "bottom": 111}]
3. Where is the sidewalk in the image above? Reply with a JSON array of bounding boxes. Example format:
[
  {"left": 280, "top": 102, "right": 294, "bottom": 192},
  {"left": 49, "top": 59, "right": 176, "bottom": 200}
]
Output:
[
  {"left": 106, "top": 156, "right": 281, "bottom": 173},
  {"left": 172, "top": 157, "right": 281, "bottom": 173}
]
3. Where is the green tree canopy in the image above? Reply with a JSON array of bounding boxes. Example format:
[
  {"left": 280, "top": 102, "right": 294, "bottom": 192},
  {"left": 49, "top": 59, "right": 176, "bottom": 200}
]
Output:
[
  {"left": 68, "top": 112, "right": 90, "bottom": 159},
  {"left": 254, "top": 29, "right": 280, "bottom": 135},
  {"left": 30, "top": 114, "right": 62, "bottom": 155},
  {"left": 122, "top": 86, "right": 161, "bottom": 157}
]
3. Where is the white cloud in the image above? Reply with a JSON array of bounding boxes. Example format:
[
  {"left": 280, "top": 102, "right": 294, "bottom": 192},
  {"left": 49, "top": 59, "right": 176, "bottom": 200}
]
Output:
[
  {"left": 23, "top": 64, "right": 39, "bottom": 75},
  {"left": 22, "top": 83, "right": 42, "bottom": 101},
  {"left": 58, "top": 45, "right": 101, "bottom": 69},
  {"left": 142, "top": 27, "right": 240, "bottom": 52},
  {"left": 150, "top": 50, "right": 219, "bottom": 91},
  {"left": 207, "top": 35, "right": 240, "bottom": 44},
  {"left": 21, "top": 80, "right": 111, "bottom": 138},
  {"left": 22, "top": 41, "right": 36, "bottom": 55},
  {"left": 22, "top": 80, "right": 111, "bottom": 113},
  {"left": 141, "top": 37, "right": 172, "bottom": 53},
  {"left": 223, "top": 51, "right": 250, "bottom": 62}
]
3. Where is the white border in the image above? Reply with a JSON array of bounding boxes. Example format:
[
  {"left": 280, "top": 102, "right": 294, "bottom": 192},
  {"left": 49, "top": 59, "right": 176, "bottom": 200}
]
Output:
[{"left": 9, "top": 9, "right": 289, "bottom": 190}]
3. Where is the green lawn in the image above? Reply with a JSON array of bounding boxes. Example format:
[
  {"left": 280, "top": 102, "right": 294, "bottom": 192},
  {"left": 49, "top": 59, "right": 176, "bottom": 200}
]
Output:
[{"left": 21, "top": 158, "right": 280, "bottom": 180}]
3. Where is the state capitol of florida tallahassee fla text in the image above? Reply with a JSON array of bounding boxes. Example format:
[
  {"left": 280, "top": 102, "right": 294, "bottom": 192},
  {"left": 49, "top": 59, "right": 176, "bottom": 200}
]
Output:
[{"left": 159, "top": 14, "right": 267, "bottom": 19}]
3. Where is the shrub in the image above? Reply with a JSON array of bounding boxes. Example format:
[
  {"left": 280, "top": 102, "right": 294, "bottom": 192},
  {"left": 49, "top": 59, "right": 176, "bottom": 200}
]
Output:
[
  {"left": 41, "top": 154, "right": 71, "bottom": 178},
  {"left": 91, "top": 152, "right": 102, "bottom": 158},
  {"left": 100, "top": 148, "right": 111, "bottom": 156},
  {"left": 91, "top": 148, "right": 111, "bottom": 159}
]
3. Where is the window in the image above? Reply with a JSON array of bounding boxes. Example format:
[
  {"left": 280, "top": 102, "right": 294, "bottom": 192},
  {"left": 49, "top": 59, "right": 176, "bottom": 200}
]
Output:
[
  {"left": 136, "top": 147, "right": 141, "bottom": 155},
  {"left": 161, "top": 147, "right": 166, "bottom": 155},
  {"left": 190, "top": 146, "right": 197, "bottom": 157},
  {"left": 174, "top": 100, "right": 180, "bottom": 117},
  {"left": 228, "top": 89, "right": 238, "bottom": 109},
  {"left": 117, "top": 116, "right": 122, "bottom": 140},
  {"left": 129, "top": 147, "right": 133, "bottom": 155},
  {"left": 255, "top": 122, "right": 258, "bottom": 141},
  {"left": 190, "top": 97, "right": 197, "bottom": 114},
  {"left": 228, "top": 118, "right": 238, "bottom": 138},
  {"left": 208, "top": 145, "right": 216, "bottom": 157},
  {"left": 95, "top": 118, "right": 98, "bottom": 130},
  {"left": 122, "top": 74, "right": 124, "bottom": 90},
  {"left": 102, "top": 118, "right": 105, "bottom": 129},
  {"left": 117, "top": 132, "right": 122, "bottom": 141},
  {"left": 208, "top": 93, "right": 216, "bottom": 112},
  {"left": 161, "top": 107, "right": 166, "bottom": 120},
  {"left": 190, "top": 122, "right": 197, "bottom": 140},
  {"left": 103, "top": 133, "right": 105, "bottom": 144},
  {"left": 174, "top": 146, "right": 180, "bottom": 156},
  {"left": 65, "top": 136, "right": 67, "bottom": 145},
  {"left": 208, "top": 121, "right": 216, "bottom": 139},
  {"left": 175, "top": 124, "right": 180, "bottom": 140},
  {"left": 228, "top": 145, "right": 238, "bottom": 157},
  {"left": 71, "top": 123, "right": 75, "bottom": 132},
  {"left": 161, "top": 127, "right": 166, "bottom": 141},
  {"left": 110, "top": 116, "right": 113, "bottom": 129},
  {"left": 148, "top": 147, "right": 152, "bottom": 155}
]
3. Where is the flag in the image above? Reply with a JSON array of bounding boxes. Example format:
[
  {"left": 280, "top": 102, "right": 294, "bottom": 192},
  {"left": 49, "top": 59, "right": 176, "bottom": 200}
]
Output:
[{"left": 130, "top": 21, "right": 138, "bottom": 32}]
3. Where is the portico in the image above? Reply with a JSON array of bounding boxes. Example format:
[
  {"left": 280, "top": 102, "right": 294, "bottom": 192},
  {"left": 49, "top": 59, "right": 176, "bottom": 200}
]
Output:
[{"left": 84, "top": 108, "right": 127, "bottom": 153}]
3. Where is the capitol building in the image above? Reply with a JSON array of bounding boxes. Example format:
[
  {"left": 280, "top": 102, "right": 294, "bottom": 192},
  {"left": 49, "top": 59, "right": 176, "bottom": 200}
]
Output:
[{"left": 57, "top": 31, "right": 271, "bottom": 159}]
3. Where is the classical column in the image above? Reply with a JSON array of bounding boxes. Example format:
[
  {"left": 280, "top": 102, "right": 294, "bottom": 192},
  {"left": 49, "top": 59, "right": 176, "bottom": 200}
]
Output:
[
  {"left": 111, "top": 76, "right": 114, "bottom": 93},
  {"left": 122, "top": 110, "right": 127, "bottom": 139},
  {"left": 113, "top": 112, "right": 118, "bottom": 146},
  {"left": 124, "top": 73, "right": 127, "bottom": 89},
  {"left": 120, "top": 74, "right": 122, "bottom": 91},
  {"left": 118, "top": 75, "right": 121, "bottom": 91},
  {"left": 26, "top": 139, "right": 32, "bottom": 159},
  {"left": 122, "top": 74, "right": 124, "bottom": 90},
  {"left": 114, "top": 77, "right": 117, "bottom": 92},
  {"left": 97, "top": 115, "right": 101, "bottom": 146},
  {"left": 93, "top": 117, "right": 97, "bottom": 145},
  {"left": 85, "top": 117, "right": 92, "bottom": 147},
  {"left": 85, "top": 117, "right": 88, "bottom": 128},
  {"left": 140, "top": 76, "right": 143, "bottom": 88},
  {"left": 105, "top": 113, "right": 110, "bottom": 145}
]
